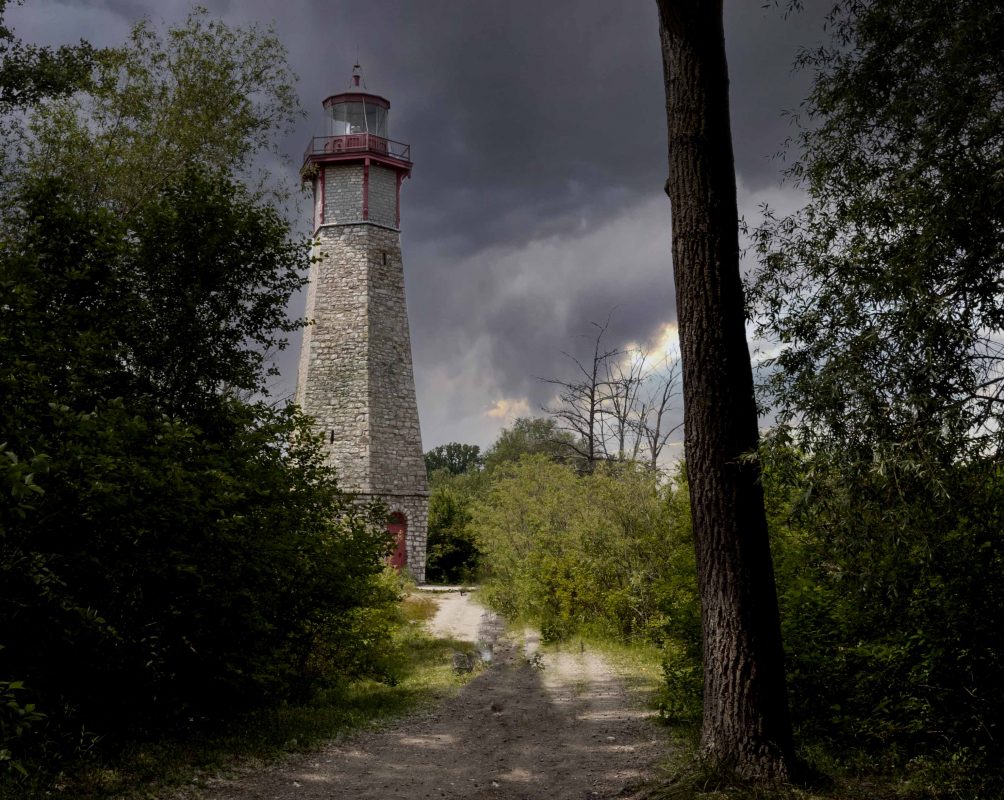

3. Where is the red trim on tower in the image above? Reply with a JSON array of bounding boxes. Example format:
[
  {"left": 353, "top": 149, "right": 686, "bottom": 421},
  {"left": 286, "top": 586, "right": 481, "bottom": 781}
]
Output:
[{"left": 362, "top": 158, "right": 370, "bottom": 221}]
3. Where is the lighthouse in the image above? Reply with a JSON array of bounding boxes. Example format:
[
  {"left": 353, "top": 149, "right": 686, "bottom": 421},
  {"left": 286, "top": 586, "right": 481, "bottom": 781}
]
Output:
[{"left": 296, "top": 66, "right": 428, "bottom": 581}]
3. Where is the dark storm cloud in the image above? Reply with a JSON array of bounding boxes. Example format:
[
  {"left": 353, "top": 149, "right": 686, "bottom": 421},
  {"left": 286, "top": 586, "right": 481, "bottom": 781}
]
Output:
[
  {"left": 288, "top": 2, "right": 666, "bottom": 254},
  {"left": 287, "top": 1, "right": 825, "bottom": 256},
  {"left": 6, "top": 0, "right": 832, "bottom": 449}
]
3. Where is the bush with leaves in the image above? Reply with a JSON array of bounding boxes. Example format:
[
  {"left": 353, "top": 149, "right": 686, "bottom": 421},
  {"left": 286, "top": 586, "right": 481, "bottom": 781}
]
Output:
[
  {"left": 475, "top": 456, "right": 697, "bottom": 646},
  {"left": 425, "top": 481, "right": 481, "bottom": 585},
  {"left": 0, "top": 445, "right": 49, "bottom": 776},
  {"left": 0, "top": 171, "right": 397, "bottom": 773},
  {"left": 760, "top": 438, "right": 1004, "bottom": 784}
]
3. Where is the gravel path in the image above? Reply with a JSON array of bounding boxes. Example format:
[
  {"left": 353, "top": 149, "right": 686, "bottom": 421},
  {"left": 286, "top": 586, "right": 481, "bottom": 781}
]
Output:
[
  {"left": 201, "top": 593, "right": 668, "bottom": 800},
  {"left": 426, "top": 589, "right": 487, "bottom": 642}
]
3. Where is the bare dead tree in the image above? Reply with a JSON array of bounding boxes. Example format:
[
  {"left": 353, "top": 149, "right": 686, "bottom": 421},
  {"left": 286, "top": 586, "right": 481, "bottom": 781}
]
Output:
[
  {"left": 544, "top": 317, "right": 686, "bottom": 472},
  {"left": 637, "top": 354, "right": 683, "bottom": 471},
  {"left": 541, "top": 317, "right": 621, "bottom": 472},
  {"left": 604, "top": 348, "right": 647, "bottom": 462}
]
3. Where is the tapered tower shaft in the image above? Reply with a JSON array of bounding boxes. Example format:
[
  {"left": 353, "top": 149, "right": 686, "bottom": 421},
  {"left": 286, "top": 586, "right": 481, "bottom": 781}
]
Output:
[{"left": 296, "top": 70, "right": 428, "bottom": 580}]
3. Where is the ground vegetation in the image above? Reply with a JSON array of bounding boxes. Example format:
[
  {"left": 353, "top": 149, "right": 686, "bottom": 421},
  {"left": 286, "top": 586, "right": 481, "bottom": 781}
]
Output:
[{"left": 0, "top": 10, "right": 400, "bottom": 791}]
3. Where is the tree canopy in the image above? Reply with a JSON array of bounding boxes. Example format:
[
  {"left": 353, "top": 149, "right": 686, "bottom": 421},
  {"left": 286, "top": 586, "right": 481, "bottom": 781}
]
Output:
[
  {"left": 424, "top": 442, "right": 482, "bottom": 477},
  {"left": 482, "top": 417, "right": 579, "bottom": 470},
  {"left": 13, "top": 7, "right": 299, "bottom": 216},
  {"left": 0, "top": 0, "right": 95, "bottom": 110},
  {"left": 750, "top": 0, "right": 1004, "bottom": 471},
  {"left": 0, "top": 10, "right": 397, "bottom": 782}
]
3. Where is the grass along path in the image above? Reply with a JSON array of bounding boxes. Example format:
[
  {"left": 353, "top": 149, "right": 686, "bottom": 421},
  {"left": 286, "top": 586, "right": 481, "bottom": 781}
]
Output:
[{"left": 28, "top": 592, "right": 475, "bottom": 800}]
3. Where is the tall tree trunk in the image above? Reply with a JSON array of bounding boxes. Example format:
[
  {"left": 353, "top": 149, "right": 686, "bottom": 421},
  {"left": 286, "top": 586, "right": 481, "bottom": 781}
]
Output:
[{"left": 656, "top": 0, "right": 795, "bottom": 781}]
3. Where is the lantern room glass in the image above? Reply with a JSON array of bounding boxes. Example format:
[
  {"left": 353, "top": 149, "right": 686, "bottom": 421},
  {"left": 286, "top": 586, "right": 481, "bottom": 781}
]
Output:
[{"left": 327, "top": 99, "right": 388, "bottom": 138}]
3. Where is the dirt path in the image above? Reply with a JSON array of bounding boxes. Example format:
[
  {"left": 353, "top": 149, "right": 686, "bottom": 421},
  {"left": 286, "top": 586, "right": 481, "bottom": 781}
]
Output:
[
  {"left": 426, "top": 589, "right": 486, "bottom": 642},
  {"left": 203, "top": 593, "right": 668, "bottom": 800}
]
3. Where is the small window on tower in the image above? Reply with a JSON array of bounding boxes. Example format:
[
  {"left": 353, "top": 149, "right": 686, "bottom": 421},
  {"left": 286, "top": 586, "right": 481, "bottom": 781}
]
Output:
[{"left": 382, "top": 252, "right": 388, "bottom": 266}]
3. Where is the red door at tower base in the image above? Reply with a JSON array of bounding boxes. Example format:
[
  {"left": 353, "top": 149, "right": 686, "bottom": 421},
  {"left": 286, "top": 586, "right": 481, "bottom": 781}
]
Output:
[{"left": 388, "top": 513, "right": 407, "bottom": 570}]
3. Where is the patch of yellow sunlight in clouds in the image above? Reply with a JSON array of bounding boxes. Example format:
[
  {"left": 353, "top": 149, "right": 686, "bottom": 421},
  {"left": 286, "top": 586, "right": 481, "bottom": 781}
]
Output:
[
  {"left": 485, "top": 397, "right": 532, "bottom": 422},
  {"left": 621, "top": 322, "right": 681, "bottom": 375}
]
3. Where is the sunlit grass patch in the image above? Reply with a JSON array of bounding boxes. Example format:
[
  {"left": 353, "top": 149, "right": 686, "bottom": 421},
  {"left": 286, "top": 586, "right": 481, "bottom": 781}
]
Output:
[
  {"left": 541, "top": 634, "right": 666, "bottom": 704},
  {"left": 401, "top": 591, "right": 439, "bottom": 624}
]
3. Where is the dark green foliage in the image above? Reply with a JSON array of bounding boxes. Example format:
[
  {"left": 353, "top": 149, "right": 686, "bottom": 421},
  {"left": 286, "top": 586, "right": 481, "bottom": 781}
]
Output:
[
  {"left": 126, "top": 171, "right": 307, "bottom": 409},
  {"left": 423, "top": 442, "right": 487, "bottom": 584},
  {"left": 481, "top": 417, "right": 579, "bottom": 470},
  {"left": 655, "top": 468, "right": 702, "bottom": 725},
  {"left": 425, "top": 483, "right": 480, "bottom": 585},
  {"left": 0, "top": 173, "right": 396, "bottom": 774},
  {"left": 0, "top": 445, "right": 48, "bottom": 778},
  {"left": 424, "top": 442, "right": 482, "bottom": 477},
  {"left": 762, "top": 441, "right": 1004, "bottom": 788},
  {"left": 0, "top": 0, "right": 96, "bottom": 109}
]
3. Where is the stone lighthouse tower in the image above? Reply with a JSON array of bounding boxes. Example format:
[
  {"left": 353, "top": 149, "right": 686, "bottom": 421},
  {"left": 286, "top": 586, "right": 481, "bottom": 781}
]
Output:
[{"left": 296, "top": 66, "right": 428, "bottom": 581}]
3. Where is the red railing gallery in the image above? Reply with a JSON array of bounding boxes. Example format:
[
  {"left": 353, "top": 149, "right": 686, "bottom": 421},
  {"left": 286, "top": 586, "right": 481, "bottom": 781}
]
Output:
[{"left": 304, "top": 134, "right": 411, "bottom": 163}]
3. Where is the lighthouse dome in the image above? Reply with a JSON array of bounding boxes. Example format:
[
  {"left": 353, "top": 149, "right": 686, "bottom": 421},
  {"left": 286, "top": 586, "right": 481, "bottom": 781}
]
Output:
[{"left": 322, "top": 65, "right": 390, "bottom": 138}]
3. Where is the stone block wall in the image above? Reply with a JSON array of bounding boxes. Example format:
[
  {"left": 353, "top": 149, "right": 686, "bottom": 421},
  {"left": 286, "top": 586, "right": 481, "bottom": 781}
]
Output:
[
  {"left": 321, "top": 164, "right": 398, "bottom": 230},
  {"left": 297, "top": 225, "right": 372, "bottom": 491},
  {"left": 323, "top": 164, "right": 364, "bottom": 225},
  {"left": 368, "top": 165, "right": 398, "bottom": 228},
  {"left": 296, "top": 220, "right": 428, "bottom": 581},
  {"left": 364, "top": 225, "right": 427, "bottom": 496}
]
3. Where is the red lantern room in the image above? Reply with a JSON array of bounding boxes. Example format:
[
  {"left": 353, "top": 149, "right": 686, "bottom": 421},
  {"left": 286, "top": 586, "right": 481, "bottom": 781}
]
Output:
[{"left": 302, "top": 65, "right": 412, "bottom": 231}]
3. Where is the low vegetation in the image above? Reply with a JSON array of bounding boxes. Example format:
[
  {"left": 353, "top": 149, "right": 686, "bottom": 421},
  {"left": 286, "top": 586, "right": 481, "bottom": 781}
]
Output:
[
  {"left": 426, "top": 415, "right": 1004, "bottom": 798},
  {"left": 3, "top": 589, "right": 473, "bottom": 800}
]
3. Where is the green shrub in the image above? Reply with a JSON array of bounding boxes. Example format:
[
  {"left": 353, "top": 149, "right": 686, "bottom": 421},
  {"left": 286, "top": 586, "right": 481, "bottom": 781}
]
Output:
[
  {"left": 425, "top": 482, "right": 481, "bottom": 584},
  {"left": 0, "top": 173, "right": 399, "bottom": 777},
  {"left": 475, "top": 457, "right": 700, "bottom": 649},
  {"left": 762, "top": 439, "right": 1004, "bottom": 786}
]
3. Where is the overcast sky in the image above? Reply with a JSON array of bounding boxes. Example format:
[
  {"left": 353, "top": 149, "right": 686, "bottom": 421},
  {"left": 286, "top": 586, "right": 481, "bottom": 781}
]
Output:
[{"left": 7, "top": 0, "right": 829, "bottom": 454}]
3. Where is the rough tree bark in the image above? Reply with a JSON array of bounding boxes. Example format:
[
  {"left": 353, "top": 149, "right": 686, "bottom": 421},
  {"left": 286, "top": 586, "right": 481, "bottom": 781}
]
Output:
[{"left": 656, "top": 0, "right": 795, "bottom": 781}]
